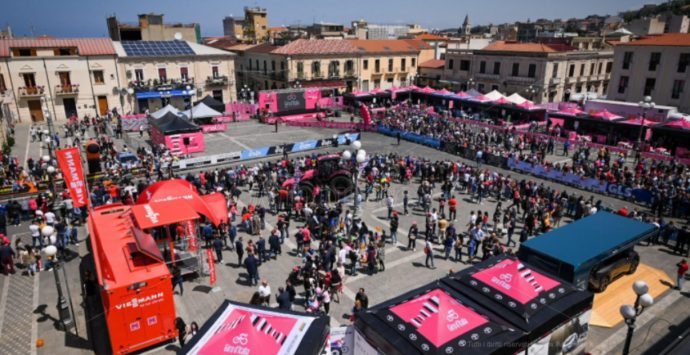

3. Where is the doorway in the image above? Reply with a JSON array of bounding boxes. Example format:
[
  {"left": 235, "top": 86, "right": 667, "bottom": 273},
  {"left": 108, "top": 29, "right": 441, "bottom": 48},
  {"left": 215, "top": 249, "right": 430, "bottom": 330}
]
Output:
[
  {"left": 28, "top": 100, "right": 44, "bottom": 122},
  {"left": 97, "top": 96, "right": 109, "bottom": 116},
  {"left": 63, "top": 98, "right": 77, "bottom": 118},
  {"left": 212, "top": 90, "right": 223, "bottom": 103}
]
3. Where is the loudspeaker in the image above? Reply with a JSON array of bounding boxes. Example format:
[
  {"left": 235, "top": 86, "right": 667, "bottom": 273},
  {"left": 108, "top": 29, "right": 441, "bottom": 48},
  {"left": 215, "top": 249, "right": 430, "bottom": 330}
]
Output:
[{"left": 183, "top": 137, "right": 190, "bottom": 145}]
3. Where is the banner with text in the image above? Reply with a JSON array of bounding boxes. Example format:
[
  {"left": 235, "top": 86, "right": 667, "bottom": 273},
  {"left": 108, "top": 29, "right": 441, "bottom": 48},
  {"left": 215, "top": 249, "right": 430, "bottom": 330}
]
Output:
[{"left": 56, "top": 147, "right": 89, "bottom": 207}]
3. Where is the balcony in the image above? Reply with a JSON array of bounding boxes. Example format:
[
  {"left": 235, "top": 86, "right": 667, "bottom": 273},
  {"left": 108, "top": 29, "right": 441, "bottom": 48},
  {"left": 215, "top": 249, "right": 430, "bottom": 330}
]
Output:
[
  {"left": 550, "top": 77, "right": 561, "bottom": 85},
  {"left": 312, "top": 72, "right": 323, "bottom": 79},
  {"left": 475, "top": 73, "right": 500, "bottom": 81},
  {"left": 344, "top": 70, "right": 356, "bottom": 78},
  {"left": 506, "top": 76, "right": 536, "bottom": 84},
  {"left": 296, "top": 72, "right": 306, "bottom": 80},
  {"left": 206, "top": 75, "right": 229, "bottom": 86},
  {"left": 129, "top": 78, "right": 194, "bottom": 92},
  {"left": 328, "top": 71, "right": 341, "bottom": 79},
  {"left": 55, "top": 84, "right": 79, "bottom": 95},
  {"left": 18, "top": 86, "right": 45, "bottom": 98}
]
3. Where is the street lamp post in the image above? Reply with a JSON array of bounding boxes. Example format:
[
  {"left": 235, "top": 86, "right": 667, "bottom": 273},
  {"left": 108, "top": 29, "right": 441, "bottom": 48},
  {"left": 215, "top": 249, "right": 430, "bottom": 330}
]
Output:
[
  {"left": 349, "top": 140, "right": 366, "bottom": 216},
  {"left": 620, "top": 280, "right": 654, "bottom": 355},
  {"left": 43, "top": 230, "right": 74, "bottom": 331},
  {"left": 467, "top": 78, "right": 475, "bottom": 91},
  {"left": 637, "top": 96, "right": 655, "bottom": 146},
  {"left": 46, "top": 165, "right": 56, "bottom": 193},
  {"left": 526, "top": 85, "right": 538, "bottom": 101},
  {"left": 186, "top": 85, "right": 195, "bottom": 122}
]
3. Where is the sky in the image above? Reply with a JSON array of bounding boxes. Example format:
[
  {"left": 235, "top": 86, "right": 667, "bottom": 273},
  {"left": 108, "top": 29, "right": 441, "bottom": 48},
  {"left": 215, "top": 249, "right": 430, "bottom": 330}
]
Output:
[{"left": 1, "top": 0, "right": 662, "bottom": 38}]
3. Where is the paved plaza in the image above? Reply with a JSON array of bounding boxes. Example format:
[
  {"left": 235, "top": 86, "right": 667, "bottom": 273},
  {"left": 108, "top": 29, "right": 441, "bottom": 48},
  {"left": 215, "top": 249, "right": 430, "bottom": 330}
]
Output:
[{"left": 0, "top": 120, "right": 688, "bottom": 355}]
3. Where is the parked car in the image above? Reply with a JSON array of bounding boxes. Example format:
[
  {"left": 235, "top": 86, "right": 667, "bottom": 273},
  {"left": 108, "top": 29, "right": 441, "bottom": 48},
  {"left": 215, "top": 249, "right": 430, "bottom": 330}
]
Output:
[{"left": 588, "top": 249, "right": 639, "bottom": 292}]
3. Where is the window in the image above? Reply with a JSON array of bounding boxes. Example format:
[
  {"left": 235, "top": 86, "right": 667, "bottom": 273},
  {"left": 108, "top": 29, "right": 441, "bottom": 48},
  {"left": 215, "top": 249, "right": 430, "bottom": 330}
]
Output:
[
  {"left": 263, "top": 60, "right": 267, "bottom": 74},
  {"left": 180, "top": 67, "right": 189, "bottom": 81},
  {"left": 448, "top": 59, "right": 454, "bottom": 70},
  {"left": 374, "top": 59, "right": 380, "bottom": 73},
  {"left": 248, "top": 60, "right": 253, "bottom": 70},
  {"left": 678, "top": 53, "right": 690, "bottom": 73},
  {"left": 280, "top": 61, "right": 285, "bottom": 70},
  {"left": 17, "top": 49, "right": 33, "bottom": 57},
  {"left": 58, "top": 72, "right": 71, "bottom": 86},
  {"left": 22, "top": 73, "right": 36, "bottom": 87},
  {"left": 568, "top": 64, "right": 575, "bottom": 77},
  {"left": 493, "top": 62, "right": 501, "bottom": 75},
  {"left": 672, "top": 80, "right": 685, "bottom": 99},
  {"left": 363, "top": 60, "right": 369, "bottom": 70},
  {"left": 605, "top": 62, "right": 612, "bottom": 74},
  {"left": 211, "top": 66, "right": 219, "bottom": 78},
  {"left": 297, "top": 62, "right": 304, "bottom": 77},
  {"left": 590, "top": 63, "right": 595, "bottom": 75},
  {"left": 512, "top": 63, "right": 519, "bottom": 76},
  {"left": 401, "top": 58, "right": 406, "bottom": 71},
  {"left": 411, "top": 58, "right": 416, "bottom": 67},
  {"left": 271, "top": 60, "right": 276, "bottom": 72},
  {"left": 491, "top": 84, "right": 499, "bottom": 91},
  {"left": 643, "top": 78, "right": 655, "bottom": 96},
  {"left": 460, "top": 60, "right": 470, "bottom": 71},
  {"left": 57, "top": 48, "right": 73, "bottom": 56},
  {"left": 93, "top": 70, "right": 105, "bottom": 84},
  {"left": 157, "top": 68, "right": 166, "bottom": 82},
  {"left": 345, "top": 60, "right": 354, "bottom": 73},
  {"left": 580, "top": 64, "right": 585, "bottom": 76},
  {"left": 374, "top": 79, "right": 381, "bottom": 88},
  {"left": 552, "top": 63, "right": 559, "bottom": 78},
  {"left": 479, "top": 61, "right": 486, "bottom": 74},
  {"left": 617, "top": 76, "right": 628, "bottom": 94},
  {"left": 526, "top": 64, "right": 536, "bottom": 78},
  {"left": 135, "top": 69, "right": 144, "bottom": 81},
  {"left": 648, "top": 52, "right": 661, "bottom": 71},
  {"left": 312, "top": 61, "right": 321, "bottom": 77},
  {"left": 598, "top": 62, "right": 602, "bottom": 75},
  {"left": 0, "top": 74, "right": 6, "bottom": 93},
  {"left": 477, "top": 83, "right": 485, "bottom": 92},
  {"left": 622, "top": 52, "right": 633, "bottom": 70},
  {"left": 388, "top": 59, "right": 393, "bottom": 72}
]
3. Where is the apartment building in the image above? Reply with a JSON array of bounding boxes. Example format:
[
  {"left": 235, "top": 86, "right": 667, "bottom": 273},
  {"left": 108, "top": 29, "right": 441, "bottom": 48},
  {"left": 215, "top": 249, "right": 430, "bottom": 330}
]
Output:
[
  {"left": 607, "top": 33, "right": 690, "bottom": 112},
  {"left": 443, "top": 41, "right": 613, "bottom": 103},
  {"left": 0, "top": 38, "right": 119, "bottom": 123},
  {"left": 113, "top": 40, "right": 236, "bottom": 114},
  {"left": 107, "top": 13, "right": 200, "bottom": 43}
]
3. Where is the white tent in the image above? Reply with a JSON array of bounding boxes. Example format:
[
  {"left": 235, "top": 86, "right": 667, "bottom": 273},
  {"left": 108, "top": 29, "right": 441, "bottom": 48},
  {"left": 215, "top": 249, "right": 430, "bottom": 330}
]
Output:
[
  {"left": 507, "top": 93, "right": 529, "bottom": 105},
  {"left": 182, "top": 102, "right": 223, "bottom": 119},
  {"left": 465, "top": 89, "right": 482, "bottom": 97},
  {"left": 485, "top": 90, "right": 505, "bottom": 101},
  {"left": 150, "top": 104, "right": 183, "bottom": 119}
]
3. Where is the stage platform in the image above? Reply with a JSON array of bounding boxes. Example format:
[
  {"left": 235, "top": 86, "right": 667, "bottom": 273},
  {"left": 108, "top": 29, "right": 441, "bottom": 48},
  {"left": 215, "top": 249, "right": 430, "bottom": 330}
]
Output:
[{"left": 590, "top": 263, "right": 673, "bottom": 328}]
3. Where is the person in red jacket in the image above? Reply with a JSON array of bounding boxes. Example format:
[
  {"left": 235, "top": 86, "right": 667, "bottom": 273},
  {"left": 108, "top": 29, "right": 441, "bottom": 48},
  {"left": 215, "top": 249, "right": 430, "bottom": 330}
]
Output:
[{"left": 677, "top": 259, "right": 688, "bottom": 290}]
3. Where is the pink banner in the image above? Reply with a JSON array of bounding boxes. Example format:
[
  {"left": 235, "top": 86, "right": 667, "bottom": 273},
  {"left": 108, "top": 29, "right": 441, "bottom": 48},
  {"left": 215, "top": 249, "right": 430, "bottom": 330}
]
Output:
[
  {"left": 202, "top": 124, "right": 227, "bottom": 133},
  {"left": 214, "top": 116, "right": 251, "bottom": 123},
  {"left": 283, "top": 121, "right": 377, "bottom": 131},
  {"left": 472, "top": 259, "right": 559, "bottom": 304}
]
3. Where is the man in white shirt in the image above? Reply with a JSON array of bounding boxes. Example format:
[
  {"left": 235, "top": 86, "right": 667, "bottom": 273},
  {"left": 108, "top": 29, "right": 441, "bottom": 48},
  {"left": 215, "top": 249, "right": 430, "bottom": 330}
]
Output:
[
  {"left": 258, "top": 280, "right": 271, "bottom": 306},
  {"left": 45, "top": 211, "right": 56, "bottom": 226},
  {"left": 29, "top": 221, "right": 41, "bottom": 248}
]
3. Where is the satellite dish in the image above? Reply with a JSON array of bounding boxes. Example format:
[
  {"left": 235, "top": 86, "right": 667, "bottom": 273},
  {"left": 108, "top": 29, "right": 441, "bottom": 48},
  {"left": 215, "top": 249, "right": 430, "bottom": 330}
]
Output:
[{"left": 174, "top": 32, "right": 183, "bottom": 40}]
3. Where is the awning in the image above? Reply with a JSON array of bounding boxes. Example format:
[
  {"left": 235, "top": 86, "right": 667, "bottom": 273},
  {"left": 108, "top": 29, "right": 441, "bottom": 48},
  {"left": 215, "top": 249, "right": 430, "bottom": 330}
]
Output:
[
  {"left": 130, "top": 201, "right": 199, "bottom": 229},
  {"left": 200, "top": 193, "right": 228, "bottom": 225},
  {"left": 135, "top": 90, "right": 191, "bottom": 99},
  {"left": 137, "top": 179, "right": 221, "bottom": 226}
]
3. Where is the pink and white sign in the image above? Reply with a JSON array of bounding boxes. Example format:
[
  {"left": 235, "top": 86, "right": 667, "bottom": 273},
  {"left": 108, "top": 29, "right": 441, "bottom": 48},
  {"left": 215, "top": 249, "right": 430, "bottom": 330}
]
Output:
[
  {"left": 472, "top": 259, "right": 560, "bottom": 304},
  {"left": 390, "top": 289, "right": 488, "bottom": 347},
  {"left": 201, "top": 124, "right": 227, "bottom": 133}
]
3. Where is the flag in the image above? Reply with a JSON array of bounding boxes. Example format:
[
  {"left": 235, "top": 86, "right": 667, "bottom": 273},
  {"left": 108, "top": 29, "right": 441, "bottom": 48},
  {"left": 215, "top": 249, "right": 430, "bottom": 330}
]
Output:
[{"left": 55, "top": 147, "right": 89, "bottom": 207}]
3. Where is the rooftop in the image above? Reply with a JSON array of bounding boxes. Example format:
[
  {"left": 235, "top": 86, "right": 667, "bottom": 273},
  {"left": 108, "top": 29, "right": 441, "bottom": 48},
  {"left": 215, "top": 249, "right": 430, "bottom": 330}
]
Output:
[
  {"left": 113, "top": 40, "right": 233, "bottom": 58},
  {"left": 245, "top": 42, "right": 279, "bottom": 54},
  {"left": 620, "top": 33, "right": 690, "bottom": 47},
  {"left": 349, "top": 39, "right": 432, "bottom": 53},
  {"left": 481, "top": 41, "right": 559, "bottom": 53},
  {"left": 418, "top": 59, "right": 445, "bottom": 69},
  {"left": 415, "top": 33, "right": 449, "bottom": 42},
  {"left": 0, "top": 38, "right": 116, "bottom": 57},
  {"left": 271, "top": 39, "right": 357, "bottom": 55}
]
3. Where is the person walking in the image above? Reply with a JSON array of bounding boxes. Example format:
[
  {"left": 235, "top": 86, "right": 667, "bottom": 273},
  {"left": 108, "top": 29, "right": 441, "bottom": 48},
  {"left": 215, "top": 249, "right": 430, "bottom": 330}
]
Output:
[
  {"left": 424, "top": 240, "right": 435, "bottom": 269},
  {"left": 245, "top": 253, "right": 259, "bottom": 286},
  {"left": 212, "top": 236, "right": 223, "bottom": 263},
  {"left": 172, "top": 264, "right": 184, "bottom": 295},
  {"left": 0, "top": 240, "right": 16, "bottom": 275},
  {"left": 386, "top": 195, "right": 394, "bottom": 220},
  {"left": 276, "top": 287, "right": 292, "bottom": 310},
  {"left": 407, "top": 221, "right": 418, "bottom": 251},
  {"left": 235, "top": 237, "right": 244, "bottom": 266},
  {"left": 677, "top": 259, "right": 688, "bottom": 290},
  {"left": 390, "top": 212, "right": 399, "bottom": 245}
]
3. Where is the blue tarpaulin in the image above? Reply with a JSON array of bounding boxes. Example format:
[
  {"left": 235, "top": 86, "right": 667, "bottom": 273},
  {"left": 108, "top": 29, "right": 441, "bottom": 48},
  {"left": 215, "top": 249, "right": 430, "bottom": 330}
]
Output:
[{"left": 135, "top": 90, "right": 191, "bottom": 99}]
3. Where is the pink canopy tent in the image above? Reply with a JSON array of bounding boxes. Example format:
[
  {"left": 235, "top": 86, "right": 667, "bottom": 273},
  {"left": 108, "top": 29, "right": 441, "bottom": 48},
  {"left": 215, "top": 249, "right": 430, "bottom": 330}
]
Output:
[
  {"left": 137, "top": 179, "right": 222, "bottom": 226},
  {"left": 435, "top": 88, "right": 452, "bottom": 96},
  {"left": 369, "top": 87, "right": 385, "bottom": 95},
  {"left": 664, "top": 119, "right": 690, "bottom": 130},
  {"left": 407, "top": 84, "right": 420, "bottom": 91},
  {"left": 493, "top": 97, "right": 513, "bottom": 105},
  {"left": 419, "top": 86, "right": 436, "bottom": 94},
  {"left": 619, "top": 117, "right": 659, "bottom": 127},
  {"left": 454, "top": 91, "right": 471, "bottom": 98},
  {"left": 590, "top": 109, "right": 623, "bottom": 121},
  {"left": 471, "top": 94, "right": 491, "bottom": 102},
  {"left": 351, "top": 90, "right": 371, "bottom": 97},
  {"left": 517, "top": 101, "right": 540, "bottom": 111},
  {"left": 557, "top": 106, "right": 585, "bottom": 116}
]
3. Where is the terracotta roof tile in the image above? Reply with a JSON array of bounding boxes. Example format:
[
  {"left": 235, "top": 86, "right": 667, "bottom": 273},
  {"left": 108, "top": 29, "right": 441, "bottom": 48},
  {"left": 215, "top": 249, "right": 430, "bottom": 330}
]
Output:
[
  {"left": 419, "top": 59, "right": 445, "bottom": 69},
  {"left": 271, "top": 39, "right": 358, "bottom": 55},
  {"left": 246, "top": 43, "right": 279, "bottom": 54},
  {"left": 620, "top": 33, "right": 690, "bottom": 46},
  {"left": 415, "top": 33, "right": 448, "bottom": 41},
  {"left": 481, "top": 41, "right": 558, "bottom": 53},
  {"left": 0, "top": 38, "right": 116, "bottom": 57},
  {"left": 349, "top": 39, "right": 431, "bottom": 53}
]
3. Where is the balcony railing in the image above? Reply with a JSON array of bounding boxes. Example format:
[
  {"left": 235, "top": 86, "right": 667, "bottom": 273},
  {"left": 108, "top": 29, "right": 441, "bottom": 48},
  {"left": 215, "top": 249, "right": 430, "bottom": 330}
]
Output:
[
  {"left": 129, "top": 78, "right": 194, "bottom": 92},
  {"left": 344, "top": 70, "right": 356, "bottom": 78},
  {"left": 18, "top": 86, "right": 45, "bottom": 97},
  {"left": 506, "top": 76, "right": 536, "bottom": 84},
  {"left": 297, "top": 72, "right": 305, "bottom": 80},
  {"left": 550, "top": 77, "right": 562, "bottom": 85},
  {"left": 55, "top": 84, "right": 79, "bottom": 95},
  {"left": 206, "top": 75, "right": 229, "bottom": 86},
  {"left": 328, "top": 71, "right": 340, "bottom": 78},
  {"left": 475, "top": 73, "right": 500, "bottom": 81},
  {"left": 312, "top": 72, "right": 323, "bottom": 79}
]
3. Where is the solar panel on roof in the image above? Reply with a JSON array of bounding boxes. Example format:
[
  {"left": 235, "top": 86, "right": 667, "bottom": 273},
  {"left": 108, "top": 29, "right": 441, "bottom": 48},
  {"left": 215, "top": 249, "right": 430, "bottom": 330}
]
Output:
[{"left": 121, "top": 40, "right": 195, "bottom": 57}]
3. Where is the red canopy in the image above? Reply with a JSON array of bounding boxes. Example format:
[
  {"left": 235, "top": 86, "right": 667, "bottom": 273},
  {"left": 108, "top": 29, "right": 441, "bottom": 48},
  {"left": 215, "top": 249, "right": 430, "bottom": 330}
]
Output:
[
  {"left": 137, "top": 179, "right": 221, "bottom": 226},
  {"left": 557, "top": 106, "right": 585, "bottom": 116},
  {"left": 590, "top": 109, "right": 623, "bottom": 121},
  {"left": 201, "top": 193, "right": 229, "bottom": 225},
  {"left": 130, "top": 201, "right": 199, "bottom": 229},
  {"left": 664, "top": 119, "right": 690, "bottom": 130}
]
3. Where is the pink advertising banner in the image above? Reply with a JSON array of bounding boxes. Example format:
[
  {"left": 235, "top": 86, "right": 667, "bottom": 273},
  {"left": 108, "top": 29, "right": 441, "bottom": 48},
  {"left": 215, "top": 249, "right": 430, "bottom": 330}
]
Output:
[
  {"left": 201, "top": 124, "right": 227, "bottom": 133},
  {"left": 472, "top": 259, "right": 560, "bottom": 304},
  {"left": 390, "top": 289, "right": 488, "bottom": 347}
]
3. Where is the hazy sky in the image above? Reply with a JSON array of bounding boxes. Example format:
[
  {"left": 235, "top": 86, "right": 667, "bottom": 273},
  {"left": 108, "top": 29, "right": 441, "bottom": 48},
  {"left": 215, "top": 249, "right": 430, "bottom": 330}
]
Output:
[{"left": 2, "top": 0, "right": 661, "bottom": 38}]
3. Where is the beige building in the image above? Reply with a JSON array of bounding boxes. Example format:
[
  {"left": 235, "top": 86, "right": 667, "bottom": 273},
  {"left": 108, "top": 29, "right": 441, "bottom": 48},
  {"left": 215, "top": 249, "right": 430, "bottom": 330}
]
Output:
[
  {"left": 443, "top": 41, "right": 613, "bottom": 103},
  {"left": 607, "top": 33, "right": 690, "bottom": 112},
  {"left": 235, "top": 39, "right": 433, "bottom": 93},
  {"left": 0, "top": 38, "right": 120, "bottom": 123},
  {"left": 113, "top": 40, "right": 236, "bottom": 113},
  {"left": 107, "top": 14, "right": 200, "bottom": 43}
]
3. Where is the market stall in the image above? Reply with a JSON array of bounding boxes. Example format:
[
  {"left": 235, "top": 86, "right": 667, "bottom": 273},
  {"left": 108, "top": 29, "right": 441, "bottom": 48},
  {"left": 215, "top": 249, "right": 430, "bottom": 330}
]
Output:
[
  {"left": 182, "top": 300, "right": 330, "bottom": 355},
  {"left": 354, "top": 281, "right": 528, "bottom": 355},
  {"left": 149, "top": 112, "right": 204, "bottom": 155},
  {"left": 442, "top": 255, "right": 594, "bottom": 355}
]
